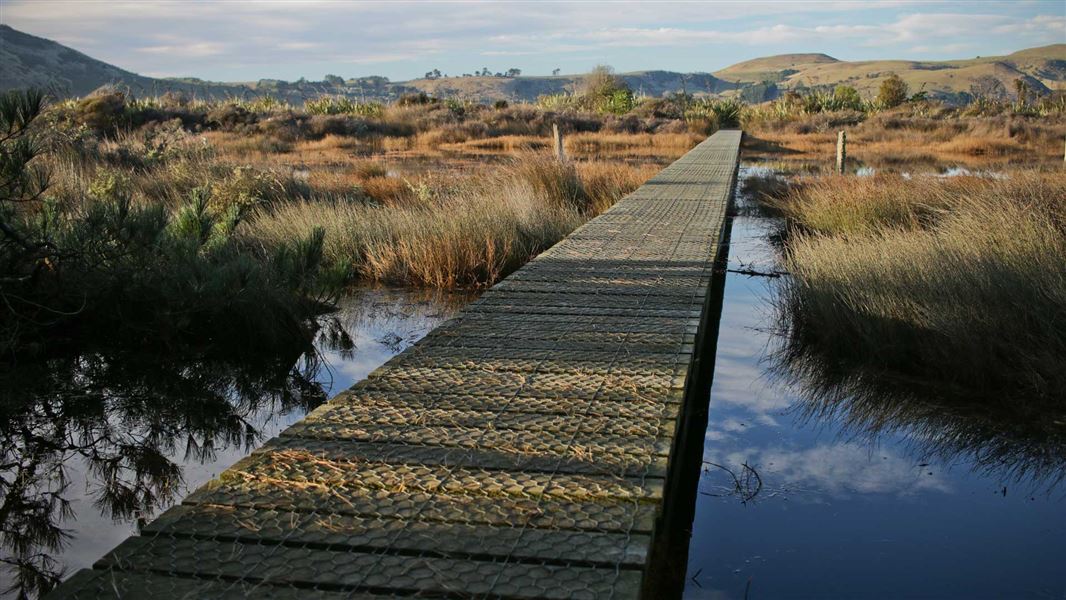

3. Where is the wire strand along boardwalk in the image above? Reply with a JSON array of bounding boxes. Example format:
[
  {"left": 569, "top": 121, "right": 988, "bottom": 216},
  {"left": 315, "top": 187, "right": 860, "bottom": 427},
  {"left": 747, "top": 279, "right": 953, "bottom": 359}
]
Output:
[{"left": 49, "top": 130, "right": 742, "bottom": 600}]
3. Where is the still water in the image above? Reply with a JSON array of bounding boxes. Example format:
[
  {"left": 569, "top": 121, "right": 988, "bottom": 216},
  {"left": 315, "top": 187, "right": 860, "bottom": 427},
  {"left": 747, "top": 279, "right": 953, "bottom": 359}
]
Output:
[
  {"left": 684, "top": 167, "right": 1066, "bottom": 599},
  {"left": 0, "top": 289, "right": 469, "bottom": 598}
]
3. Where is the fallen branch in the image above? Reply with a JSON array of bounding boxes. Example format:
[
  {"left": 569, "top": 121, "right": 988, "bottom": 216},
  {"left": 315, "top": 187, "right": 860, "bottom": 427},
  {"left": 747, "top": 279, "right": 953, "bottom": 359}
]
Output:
[{"left": 726, "top": 267, "right": 789, "bottom": 278}]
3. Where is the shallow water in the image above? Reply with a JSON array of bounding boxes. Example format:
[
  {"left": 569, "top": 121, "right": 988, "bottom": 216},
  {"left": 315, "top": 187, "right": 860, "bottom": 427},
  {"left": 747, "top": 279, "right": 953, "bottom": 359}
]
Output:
[
  {"left": 0, "top": 288, "right": 469, "bottom": 598},
  {"left": 683, "top": 167, "right": 1066, "bottom": 599}
]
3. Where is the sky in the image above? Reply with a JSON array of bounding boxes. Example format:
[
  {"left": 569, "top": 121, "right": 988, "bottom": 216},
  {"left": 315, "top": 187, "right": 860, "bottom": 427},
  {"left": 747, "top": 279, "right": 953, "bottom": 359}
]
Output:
[{"left": 1, "top": 0, "right": 1063, "bottom": 82}]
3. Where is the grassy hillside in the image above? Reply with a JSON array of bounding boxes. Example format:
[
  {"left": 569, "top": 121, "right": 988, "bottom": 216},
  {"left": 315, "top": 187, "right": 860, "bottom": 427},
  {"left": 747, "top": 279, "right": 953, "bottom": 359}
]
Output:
[
  {"left": 0, "top": 24, "right": 156, "bottom": 95},
  {"left": 714, "top": 53, "right": 839, "bottom": 83},
  {"left": 0, "top": 24, "right": 252, "bottom": 98},
  {"left": 716, "top": 45, "right": 1066, "bottom": 100}
]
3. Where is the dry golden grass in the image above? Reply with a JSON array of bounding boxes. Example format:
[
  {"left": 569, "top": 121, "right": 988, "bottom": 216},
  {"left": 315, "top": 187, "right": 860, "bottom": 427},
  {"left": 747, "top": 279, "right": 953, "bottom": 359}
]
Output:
[
  {"left": 56, "top": 115, "right": 678, "bottom": 289},
  {"left": 243, "top": 153, "right": 655, "bottom": 287},
  {"left": 931, "top": 136, "right": 1019, "bottom": 157},
  {"left": 422, "top": 132, "right": 701, "bottom": 159},
  {"left": 773, "top": 171, "right": 1066, "bottom": 236},
  {"left": 381, "top": 136, "right": 413, "bottom": 152},
  {"left": 360, "top": 176, "right": 415, "bottom": 205},
  {"left": 245, "top": 184, "right": 581, "bottom": 287},
  {"left": 576, "top": 161, "right": 661, "bottom": 214},
  {"left": 777, "top": 171, "right": 1066, "bottom": 401},
  {"left": 199, "top": 131, "right": 295, "bottom": 160},
  {"left": 746, "top": 112, "right": 1066, "bottom": 170},
  {"left": 565, "top": 132, "right": 702, "bottom": 158},
  {"left": 294, "top": 134, "right": 368, "bottom": 154},
  {"left": 442, "top": 135, "right": 551, "bottom": 153}
]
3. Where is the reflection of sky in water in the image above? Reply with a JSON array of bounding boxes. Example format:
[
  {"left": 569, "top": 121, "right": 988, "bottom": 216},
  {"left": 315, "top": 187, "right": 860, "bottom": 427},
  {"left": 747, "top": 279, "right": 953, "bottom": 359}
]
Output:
[
  {"left": 315, "top": 288, "right": 470, "bottom": 396},
  {"left": 685, "top": 168, "right": 1066, "bottom": 599},
  {"left": 2, "top": 288, "right": 465, "bottom": 595}
]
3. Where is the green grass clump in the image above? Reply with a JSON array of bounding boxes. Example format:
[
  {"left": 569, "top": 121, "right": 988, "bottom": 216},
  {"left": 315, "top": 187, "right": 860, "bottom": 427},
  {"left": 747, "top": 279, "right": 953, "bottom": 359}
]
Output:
[
  {"left": 777, "top": 172, "right": 1066, "bottom": 403},
  {"left": 0, "top": 90, "right": 341, "bottom": 359},
  {"left": 305, "top": 95, "right": 385, "bottom": 117},
  {"left": 10, "top": 188, "right": 343, "bottom": 356},
  {"left": 686, "top": 98, "right": 741, "bottom": 127}
]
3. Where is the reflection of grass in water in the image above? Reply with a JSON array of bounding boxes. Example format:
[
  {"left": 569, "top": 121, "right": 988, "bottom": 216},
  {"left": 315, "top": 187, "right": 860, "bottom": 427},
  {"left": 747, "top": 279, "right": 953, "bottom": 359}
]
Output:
[
  {"left": 771, "top": 344, "right": 1066, "bottom": 491},
  {"left": 0, "top": 352, "right": 327, "bottom": 597}
]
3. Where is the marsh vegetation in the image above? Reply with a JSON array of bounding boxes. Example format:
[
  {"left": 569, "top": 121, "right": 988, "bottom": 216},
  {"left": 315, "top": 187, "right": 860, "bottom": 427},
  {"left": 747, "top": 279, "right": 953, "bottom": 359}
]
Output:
[
  {"left": 2, "top": 65, "right": 1064, "bottom": 597},
  {"left": 771, "top": 172, "right": 1066, "bottom": 404}
]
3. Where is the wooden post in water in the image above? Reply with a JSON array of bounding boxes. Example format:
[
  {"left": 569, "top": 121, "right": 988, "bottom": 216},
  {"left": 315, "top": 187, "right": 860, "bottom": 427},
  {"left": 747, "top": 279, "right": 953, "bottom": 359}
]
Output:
[
  {"left": 836, "top": 130, "right": 847, "bottom": 174},
  {"left": 553, "top": 123, "right": 567, "bottom": 164}
]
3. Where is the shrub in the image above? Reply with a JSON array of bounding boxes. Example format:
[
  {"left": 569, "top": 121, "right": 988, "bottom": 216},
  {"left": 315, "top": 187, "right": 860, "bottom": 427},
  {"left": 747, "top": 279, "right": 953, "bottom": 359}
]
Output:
[
  {"left": 536, "top": 93, "right": 578, "bottom": 111},
  {"left": 444, "top": 98, "right": 468, "bottom": 117},
  {"left": 877, "top": 73, "right": 909, "bottom": 109},
  {"left": 688, "top": 98, "right": 742, "bottom": 127},
  {"left": 305, "top": 114, "right": 364, "bottom": 138},
  {"left": 1, "top": 90, "right": 339, "bottom": 358},
  {"left": 206, "top": 103, "right": 257, "bottom": 130},
  {"left": 832, "top": 85, "right": 863, "bottom": 111},
  {"left": 305, "top": 95, "right": 384, "bottom": 118},
  {"left": 397, "top": 92, "right": 435, "bottom": 106},
  {"left": 581, "top": 65, "right": 625, "bottom": 98},
  {"left": 71, "top": 90, "right": 128, "bottom": 133},
  {"left": 634, "top": 97, "right": 684, "bottom": 120},
  {"left": 601, "top": 88, "right": 637, "bottom": 115}
]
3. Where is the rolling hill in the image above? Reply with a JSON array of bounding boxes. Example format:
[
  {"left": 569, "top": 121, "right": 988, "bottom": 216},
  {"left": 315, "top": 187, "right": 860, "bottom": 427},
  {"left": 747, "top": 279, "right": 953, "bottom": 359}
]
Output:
[
  {"left": 0, "top": 24, "right": 251, "bottom": 98},
  {"left": 404, "top": 70, "right": 736, "bottom": 103},
  {"left": 1, "top": 23, "right": 1062, "bottom": 104},
  {"left": 713, "top": 53, "right": 840, "bottom": 84},
  {"left": 714, "top": 46, "right": 1066, "bottom": 101}
]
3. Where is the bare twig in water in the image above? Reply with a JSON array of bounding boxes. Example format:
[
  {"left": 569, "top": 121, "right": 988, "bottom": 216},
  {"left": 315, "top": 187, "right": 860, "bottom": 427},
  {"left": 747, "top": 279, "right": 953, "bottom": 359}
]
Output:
[
  {"left": 702, "top": 461, "right": 763, "bottom": 503},
  {"left": 720, "top": 258, "right": 789, "bottom": 278},
  {"left": 727, "top": 267, "right": 789, "bottom": 278}
]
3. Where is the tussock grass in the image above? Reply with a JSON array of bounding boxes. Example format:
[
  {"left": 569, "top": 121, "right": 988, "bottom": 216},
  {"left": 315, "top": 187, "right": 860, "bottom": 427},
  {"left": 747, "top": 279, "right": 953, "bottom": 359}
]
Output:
[
  {"left": 777, "top": 172, "right": 1066, "bottom": 402},
  {"left": 443, "top": 135, "right": 551, "bottom": 153},
  {"left": 576, "top": 161, "right": 660, "bottom": 214},
  {"left": 565, "top": 132, "right": 701, "bottom": 156},
  {"left": 244, "top": 154, "right": 653, "bottom": 287},
  {"left": 773, "top": 172, "right": 1066, "bottom": 236},
  {"left": 745, "top": 107, "right": 1066, "bottom": 169}
]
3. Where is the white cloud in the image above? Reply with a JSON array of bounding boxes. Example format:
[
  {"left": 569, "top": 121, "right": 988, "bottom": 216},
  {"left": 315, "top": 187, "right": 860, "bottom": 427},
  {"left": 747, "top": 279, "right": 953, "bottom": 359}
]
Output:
[
  {"left": 136, "top": 42, "right": 227, "bottom": 58},
  {"left": 719, "top": 443, "right": 953, "bottom": 498},
  {"left": 278, "top": 42, "right": 322, "bottom": 51},
  {"left": 1, "top": 1, "right": 1057, "bottom": 80}
]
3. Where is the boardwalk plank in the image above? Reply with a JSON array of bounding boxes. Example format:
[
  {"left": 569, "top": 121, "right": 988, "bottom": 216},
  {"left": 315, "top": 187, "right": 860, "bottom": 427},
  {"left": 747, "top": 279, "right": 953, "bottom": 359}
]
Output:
[{"left": 47, "top": 130, "right": 741, "bottom": 599}]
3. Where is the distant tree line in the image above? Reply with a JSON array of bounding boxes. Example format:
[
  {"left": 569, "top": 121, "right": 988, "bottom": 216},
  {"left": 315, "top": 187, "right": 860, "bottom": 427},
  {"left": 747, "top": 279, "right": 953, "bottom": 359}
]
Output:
[{"left": 454, "top": 68, "right": 523, "bottom": 78}]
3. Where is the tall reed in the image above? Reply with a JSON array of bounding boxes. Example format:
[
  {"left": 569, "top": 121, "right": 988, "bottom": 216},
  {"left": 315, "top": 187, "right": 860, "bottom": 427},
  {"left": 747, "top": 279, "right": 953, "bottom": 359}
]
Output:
[{"left": 777, "top": 172, "right": 1066, "bottom": 402}]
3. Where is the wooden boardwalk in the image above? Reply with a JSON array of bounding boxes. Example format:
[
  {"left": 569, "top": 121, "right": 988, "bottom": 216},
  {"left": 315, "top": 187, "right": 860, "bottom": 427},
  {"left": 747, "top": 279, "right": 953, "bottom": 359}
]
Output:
[{"left": 49, "top": 130, "right": 741, "bottom": 599}]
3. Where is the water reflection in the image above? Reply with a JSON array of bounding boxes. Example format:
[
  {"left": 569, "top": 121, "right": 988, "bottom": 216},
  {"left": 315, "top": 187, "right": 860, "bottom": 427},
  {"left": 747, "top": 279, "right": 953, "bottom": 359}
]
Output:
[
  {"left": 0, "top": 288, "right": 468, "bottom": 599},
  {"left": 0, "top": 352, "right": 323, "bottom": 597},
  {"left": 685, "top": 167, "right": 1065, "bottom": 599},
  {"left": 772, "top": 344, "right": 1066, "bottom": 491}
]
